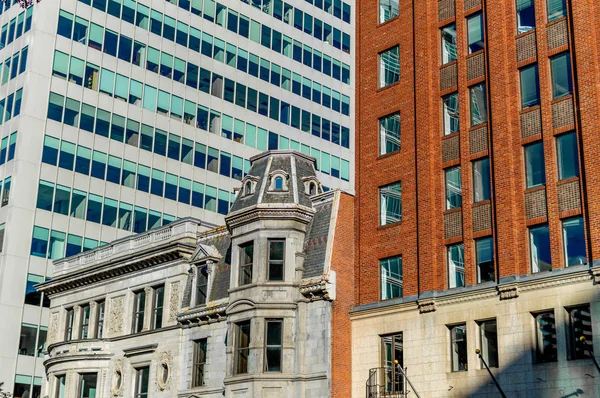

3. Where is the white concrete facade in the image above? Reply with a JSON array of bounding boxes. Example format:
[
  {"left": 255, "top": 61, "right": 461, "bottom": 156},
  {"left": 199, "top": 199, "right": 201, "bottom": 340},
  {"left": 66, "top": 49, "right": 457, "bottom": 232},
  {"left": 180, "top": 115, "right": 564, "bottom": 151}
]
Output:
[{"left": 0, "top": 0, "right": 354, "bottom": 394}]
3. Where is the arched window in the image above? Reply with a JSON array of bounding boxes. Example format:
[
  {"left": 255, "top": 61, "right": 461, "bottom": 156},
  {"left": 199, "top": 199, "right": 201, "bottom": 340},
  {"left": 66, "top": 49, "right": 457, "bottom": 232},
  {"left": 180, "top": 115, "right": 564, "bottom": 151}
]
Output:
[
  {"left": 309, "top": 182, "right": 317, "bottom": 196},
  {"left": 275, "top": 176, "right": 284, "bottom": 190},
  {"left": 245, "top": 181, "right": 253, "bottom": 195}
]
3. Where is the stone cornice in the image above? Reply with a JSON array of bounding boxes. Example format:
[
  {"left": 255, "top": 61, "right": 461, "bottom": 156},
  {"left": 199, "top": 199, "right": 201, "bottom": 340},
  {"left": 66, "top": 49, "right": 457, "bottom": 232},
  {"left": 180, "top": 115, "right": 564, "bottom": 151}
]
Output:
[
  {"left": 177, "top": 301, "right": 229, "bottom": 325},
  {"left": 37, "top": 243, "right": 195, "bottom": 296},
  {"left": 225, "top": 206, "right": 315, "bottom": 230}
]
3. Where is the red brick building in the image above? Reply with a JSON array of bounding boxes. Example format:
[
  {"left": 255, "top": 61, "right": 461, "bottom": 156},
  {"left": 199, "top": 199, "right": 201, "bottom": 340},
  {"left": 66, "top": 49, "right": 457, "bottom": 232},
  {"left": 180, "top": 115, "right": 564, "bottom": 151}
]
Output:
[{"left": 351, "top": 0, "right": 600, "bottom": 396}]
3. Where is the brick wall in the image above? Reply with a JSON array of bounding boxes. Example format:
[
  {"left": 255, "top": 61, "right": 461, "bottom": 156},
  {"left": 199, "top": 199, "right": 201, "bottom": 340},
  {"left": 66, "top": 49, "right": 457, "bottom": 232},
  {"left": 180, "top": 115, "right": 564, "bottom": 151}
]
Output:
[{"left": 356, "top": 0, "right": 600, "bottom": 304}]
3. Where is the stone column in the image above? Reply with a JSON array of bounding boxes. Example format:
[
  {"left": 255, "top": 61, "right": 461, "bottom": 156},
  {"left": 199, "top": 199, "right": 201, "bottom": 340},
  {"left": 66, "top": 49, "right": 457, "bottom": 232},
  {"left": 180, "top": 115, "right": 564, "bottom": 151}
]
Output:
[
  {"left": 143, "top": 286, "right": 154, "bottom": 331},
  {"left": 71, "top": 305, "right": 82, "bottom": 340},
  {"left": 88, "top": 301, "right": 98, "bottom": 339}
]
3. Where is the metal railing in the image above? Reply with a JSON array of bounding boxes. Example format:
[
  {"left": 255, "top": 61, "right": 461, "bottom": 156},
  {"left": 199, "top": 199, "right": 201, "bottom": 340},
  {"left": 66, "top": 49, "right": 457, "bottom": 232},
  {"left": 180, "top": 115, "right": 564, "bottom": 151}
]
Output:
[{"left": 366, "top": 366, "right": 420, "bottom": 398}]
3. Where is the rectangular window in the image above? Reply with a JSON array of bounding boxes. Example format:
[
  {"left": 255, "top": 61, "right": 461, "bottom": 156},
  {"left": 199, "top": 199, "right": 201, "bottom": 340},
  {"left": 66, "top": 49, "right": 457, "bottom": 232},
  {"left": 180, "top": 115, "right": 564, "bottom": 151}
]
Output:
[
  {"left": 450, "top": 324, "right": 468, "bottom": 371},
  {"left": 132, "top": 290, "right": 145, "bottom": 333},
  {"left": 517, "top": 0, "right": 536, "bottom": 33},
  {"left": 235, "top": 320, "right": 251, "bottom": 374},
  {"left": 547, "top": 0, "right": 567, "bottom": 22},
  {"left": 563, "top": 216, "right": 586, "bottom": 266},
  {"left": 381, "top": 333, "right": 403, "bottom": 394},
  {"left": 152, "top": 285, "right": 164, "bottom": 329},
  {"left": 265, "top": 319, "right": 283, "bottom": 372},
  {"left": 96, "top": 301, "right": 105, "bottom": 338},
  {"left": 524, "top": 141, "right": 546, "bottom": 188},
  {"left": 379, "top": 113, "right": 400, "bottom": 155},
  {"left": 550, "top": 52, "right": 572, "bottom": 99},
  {"left": 193, "top": 339, "right": 208, "bottom": 387},
  {"left": 379, "top": 182, "right": 402, "bottom": 225},
  {"left": 80, "top": 304, "right": 91, "bottom": 339},
  {"left": 445, "top": 166, "right": 462, "bottom": 209},
  {"left": 534, "top": 311, "right": 557, "bottom": 362},
  {"left": 443, "top": 93, "right": 460, "bottom": 135},
  {"left": 55, "top": 375, "right": 66, "bottom": 398},
  {"left": 530, "top": 224, "right": 552, "bottom": 272},
  {"left": 18, "top": 323, "right": 37, "bottom": 356},
  {"left": 441, "top": 24, "right": 457, "bottom": 64},
  {"left": 470, "top": 83, "right": 487, "bottom": 126},
  {"left": 134, "top": 367, "right": 149, "bottom": 398},
  {"left": 379, "top": 46, "right": 399, "bottom": 88},
  {"left": 268, "top": 240, "right": 285, "bottom": 281},
  {"left": 476, "top": 237, "right": 494, "bottom": 283},
  {"left": 79, "top": 374, "right": 97, "bottom": 398},
  {"left": 556, "top": 132, "right": 579, "bottom": 180},
  {"left": 448, "top": 244, "right": 465, "bottom": 288},
  {"left": 479, "top": 320, "right": 499, "bottom": 367},
  {"left": 240, "top": 242, "right": 253, "bottom": 286},
  {"left": 379, "top": 0, "right": 399, "bottom": 23},
  {"left": 380, "top": 256, "right": 402, "bottom": 300},
  {"left": 472, "top": 158, "right": 490, "bottom": 202},
  {"left": 467, "top": 12, "right": 484, "bottom": 53},
  {"left": 65, "top": 308, "right": 74, "bottom": 341},
  {"left": 567, "top": 305, "right": 593, "bottom": 360},
  {"left": 196, "top": 267, "right": 208, "bottom": 305}
]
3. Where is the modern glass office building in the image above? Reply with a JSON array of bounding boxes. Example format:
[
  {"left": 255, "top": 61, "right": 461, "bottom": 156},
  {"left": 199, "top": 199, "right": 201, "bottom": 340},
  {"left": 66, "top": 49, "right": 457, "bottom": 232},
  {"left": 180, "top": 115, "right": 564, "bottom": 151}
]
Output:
[{"left": 0, "top": 0, "right": 353, "bottom": 394}]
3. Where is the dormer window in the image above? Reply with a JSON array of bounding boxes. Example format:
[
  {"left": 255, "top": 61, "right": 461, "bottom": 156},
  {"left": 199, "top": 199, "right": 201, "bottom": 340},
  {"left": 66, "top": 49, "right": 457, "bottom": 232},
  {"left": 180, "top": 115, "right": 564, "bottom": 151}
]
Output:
[
  {"left": 302, "top": 177, "right": 322, "bottom": 196},
  {"left": 240, "top": 176, "right": 258, "bottom": 197},
  {"left": 268, "top": 170, "right": 290, "bottom": 192},
  {"left": 244, "top": 181, "right": 253, "bottom": 195},
  {"left": 196, "top": 266, "right": 208, "bottom": 306},
  {"left": 309, "top": 182, "right": 317, "bottom": 196}
]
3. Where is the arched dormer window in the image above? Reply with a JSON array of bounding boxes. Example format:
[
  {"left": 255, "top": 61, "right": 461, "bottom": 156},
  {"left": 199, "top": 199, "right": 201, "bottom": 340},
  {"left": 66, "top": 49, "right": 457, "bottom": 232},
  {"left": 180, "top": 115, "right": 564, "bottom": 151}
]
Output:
[
  {"left": 240, "top": 176, "right": 259, "bottom": 197},
  {"left": 302, "top": 177, "right": 322, "bottom": 196},
  {"left": 245, "top": 180, "right": 253, "bottom": 195},
  {"left": 268, "top": 170, "right": 290, "bottom": 192},
  {"left": 309, "top": 182, "right": 317, "bottom": 196}
]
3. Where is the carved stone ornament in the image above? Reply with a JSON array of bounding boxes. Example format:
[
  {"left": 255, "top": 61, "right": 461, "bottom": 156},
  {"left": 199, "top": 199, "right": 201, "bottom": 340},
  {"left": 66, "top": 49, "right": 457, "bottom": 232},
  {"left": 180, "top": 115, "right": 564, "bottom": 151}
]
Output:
[
  {"left": 418, "top": 299, "right": 436, "bottom": 314},
  {"left": 111, "top": 359, "right": 125, "bottom": 396},
  {"left": 498, "top": 284, "right": 519, "bottom": 300},
  {"left": 48, "top": 312, "right": 60, "bottom": 346},
  {"left": 169, "top": 282, "right": 181, "bottom": 322},
  {"left": 156, "top": 351, "right": 173, "bottom": 391},
  {"left": 108, "top": 296, "right": 125, "bottom": 336}
]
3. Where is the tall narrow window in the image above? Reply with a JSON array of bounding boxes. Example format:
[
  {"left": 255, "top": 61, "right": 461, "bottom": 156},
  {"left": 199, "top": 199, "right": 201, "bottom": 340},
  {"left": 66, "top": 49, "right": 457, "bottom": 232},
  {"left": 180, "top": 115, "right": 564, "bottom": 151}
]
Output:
[
  {"left": 79, "top": 373, "right": 98, "bottom": 398},
  {"left": 479, "top": 320, "right": 499, "bottom": 367},
  {"left": 445, "top": 166, "right": 462, "bottom": 210},
  {"left": 96, "top": 301, "right": 105, "bottom": 338},
  {"left": 556, "top": 132, "right": 579, "bottom": 180},
  {"left": 265, "top": 319, "right": 283, "bottom": 372},
  {"left": 524, "top": 141, "right": 546, "bottom": 188},
  {"left": 441, "top": 24, "right": 457, "bottom": 64},
  {"left": 534, "top": 311, "right": 557, "bottom": 362},
  {"left": 134, "top": 367, "right": 150, "bottom": 398},
  {"left": 379, "top": 46, "right": 400, "bottom": 88},
  {"left": 547, "top": 0, "right": 567, "bottom": 22},
  {"left": 379, "top": 182, "right": 402, "bottom": 225},
  {"left": 240, "top": 242, "right": 253, "bottom": 286},
  {"left": 65, "top": 308, "right": 74, "bottom": 341},
  {"left": 443, "top": 93, "right": 460, "bottom": 135},
  {"left": 470, "top": 83, "right": 487, "bottom": 126},
  {"left": 380, "top": 256, "right": 403, "bottom": 300},
  {"left": 520, "top": 64, "right": 540, "bottom": 108},
  {"left": 467, "top": 13, "right": 484, "bottom": 53},
  {"left": 381, "top": 333, "right": 403, "bottom": 394},
  {"left": 530, "top": 224, "right": 552, "bottom": 272},
  {"left": 450, "top": 324, "right": 468, "bottom": 371},
  {"left": 193, "top": 339, "right": 208, "bottom": 387},
  {"left": 268, "top": 240, "right": 285, "bottom": 281},
  {"left": 379, "top": 113, "right": 401, "bottom": 155},
  {"left": 448, "top": 244, "right": 465, "bottom": 288},
  {"left": 80, "top": 304, "right": 91, "bottom": 339},
  {"left": 476, "top": 237, "right": 494, "bottom": 283},
  {"left": 235, "top": 320, "right": 251, "bottom": 375},
  {"left": 196, "top": 267, "right": 208, "bottom": 305},
  {"left": 472, "top": 158, "right": 491, "bottom": 202},
  {"left": 517, "top": 0, "right": 536, "bottom": 33},
  {"left": 379, "top": 0, "right": 399, "bottom": 23},
  {"left": 562, "top": 217, "right": 586, "bottom": 266},
  {"left": 550, "top": 53, "right": 572, "bottom": 99},
  {"left": 132, "top": 290, "right": 145, "bottom": 333},
  {"left": 567, "top": 305, "right": 593, "bottom": 360},
  {"left": 152, "top": 285, "right": 164, "bottom": 329},
  {"left": 55, "top": 375, "right": 66, "bottom": 398}
]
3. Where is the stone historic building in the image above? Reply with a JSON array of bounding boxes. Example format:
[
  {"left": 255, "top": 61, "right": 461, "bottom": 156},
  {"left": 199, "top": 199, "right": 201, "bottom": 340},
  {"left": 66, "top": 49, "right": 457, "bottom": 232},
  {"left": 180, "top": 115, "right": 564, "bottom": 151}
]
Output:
[{"left": 36, "top": 150, "right": 354, "bottom": 398}]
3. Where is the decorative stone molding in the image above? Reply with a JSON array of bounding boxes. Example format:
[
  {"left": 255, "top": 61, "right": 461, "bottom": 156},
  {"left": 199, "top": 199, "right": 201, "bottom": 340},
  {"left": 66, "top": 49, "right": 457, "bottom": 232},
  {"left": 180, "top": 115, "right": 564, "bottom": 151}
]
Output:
[
  {"left": 498, "top": 284, "right": 519, "bottom": 300},
  {"left": 519, "top": 273, "right": 591, "bottom": 292},
  {"left": 108, "top": 296, "right": 125, "bottom": 337},
  {"left": 178, "top": 301, "right": 228, "bottom": 325},
  {"left": 267, "top": 169, "right": 290, "bottom": 192},
  {"left": 592, "top": 268, "right": 600, "bottom": 284},
  {"left": 169, "top": 282, "right": 181, "bottom": 322},
  {"left": 241, "top": 175, "right": 259, "bottom": 196},
  {"left": 226, "top": 208, "right": 315, "bottom": 230},
  {"left": 418, "top": 299, "right": 436, "bottom": 314},
  {"left": 48, "top": 312, "right": 60, "bottom": 346},
  {"left": 156, "top": 351, "right": 173, "bottom": 391},
  {"left": 299, "top": 276, "right": 334, "bottom": 301},
  {"left": 111, "top": 359, "right": 125, "bottom": 396},
  {"left": 301, "top": 176, "right": 322, "bottom": 196},
  {"left": 436, "top": 290, "right": 497, "bottom": 307}
]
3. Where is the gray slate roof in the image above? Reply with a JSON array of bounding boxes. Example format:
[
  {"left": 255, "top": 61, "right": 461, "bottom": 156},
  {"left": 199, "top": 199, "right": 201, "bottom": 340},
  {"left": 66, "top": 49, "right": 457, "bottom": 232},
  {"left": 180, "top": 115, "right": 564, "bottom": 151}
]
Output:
[{"left": 302, "top": 199, "right": 334, "bottom": 279}]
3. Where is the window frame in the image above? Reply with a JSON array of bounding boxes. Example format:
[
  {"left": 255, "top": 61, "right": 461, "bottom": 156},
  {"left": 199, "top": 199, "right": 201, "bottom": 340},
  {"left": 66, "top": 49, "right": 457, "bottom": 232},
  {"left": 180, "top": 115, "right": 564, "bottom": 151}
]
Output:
[
  {"left": 151, "top": 285, "right": 164, "bottom": 330},
  {"left": 566, "top": 305, "right": 594, "bottom": 360},
  {"left": 239, "top": 241, "right": 254, "bottom": 286},
  {"left": 193, "top": 338, "right": 208, "bottom": 387},
  {"left": 476, "top": 236, "right": 494, "bottom": 283},
  {"left": 378, "top": 46, "right": 400, "bottom": 88},
  {"left": 447, "top": 243, "right": 465, "bottom": 289},
  {"left": 80, "top": 303, "right": 91, "bottom": 339},
  {"left": 267, "top": 239, "right": 285, "bottom": 281},
  {"left": 534, "top": 310, "right": 558, "bottom": 363},
  {"left": 196, "top": 266, "right": 209, "bottom": 305},
  {"left": 78, "top": 373, "right": 98, "bottom": 398},
  {"left": 65, "top": 308, "right": 75, "bottom": 341},
  {"left": 380, "top": 255, "right": 403, "bottom": 300},
  {"left": 264, "top": 319, "right": 283, "bottom": 372},
  {"left": 529, "top": 223, "right": 552, "bottom": 273},
  {"left": 134, "top": 366, "right": 150, "bottom": 398},
  {"left": 235, "top": 320, "right": 251, "bottom": 375},
  {"left": 379, "top": 181, "right": 402, "bottom": 226},
  {"left": 478, "top": 319, "right": 499, "bottom": 368},
  {"left": 449, "top": 324, "right": 468, "bottom": 372},
  {"left": 132, "top": 289, "right": 146, "bottom": 334},
  {"left": 379, "top": 112, "right": 401, "bottom": 156}
]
